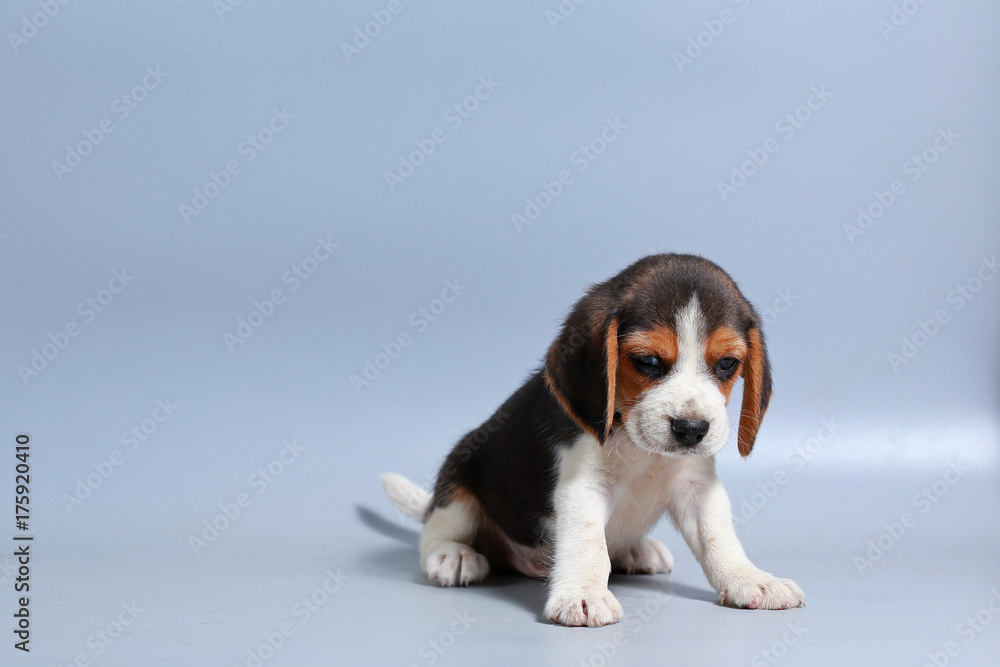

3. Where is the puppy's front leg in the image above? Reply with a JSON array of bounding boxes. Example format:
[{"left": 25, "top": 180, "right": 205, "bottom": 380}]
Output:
[
  {"left": 666, "top": 458, "right": 804, "bottom": 610},
  {"left": 544, "top": 447, "right": 624, "bottom": 627}
]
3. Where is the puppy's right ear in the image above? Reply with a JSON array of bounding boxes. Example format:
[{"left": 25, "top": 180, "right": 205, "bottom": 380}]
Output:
[{"left": 544, "top": 288, "right": 619, "bottom": 444}]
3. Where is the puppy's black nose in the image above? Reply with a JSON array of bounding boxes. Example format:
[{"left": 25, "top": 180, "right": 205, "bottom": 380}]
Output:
[{"left": 670, "top": 419, "right": 709, "bottom": 446}]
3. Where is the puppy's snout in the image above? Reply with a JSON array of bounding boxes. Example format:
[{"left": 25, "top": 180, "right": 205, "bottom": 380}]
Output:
[{"left": 670, "top": 418, "right": 709, "bottom": 447}]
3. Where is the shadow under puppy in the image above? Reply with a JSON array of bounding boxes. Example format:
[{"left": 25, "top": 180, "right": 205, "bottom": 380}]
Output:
[{"left": 382, "top": 253, "right": 804, "bottom": 627}]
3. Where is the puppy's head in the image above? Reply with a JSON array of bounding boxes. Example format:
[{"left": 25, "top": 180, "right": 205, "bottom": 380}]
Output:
[{"left": 544, "top": 254, "right": 771, "bottom": 457}]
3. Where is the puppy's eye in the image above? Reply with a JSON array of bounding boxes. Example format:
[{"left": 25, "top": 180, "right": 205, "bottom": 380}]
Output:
[
  {"left": 714, "top": 356, "right": 740, "bottom": 380},
  {"left": 632, "top": 355, "right": 668, "bottom": 379}
]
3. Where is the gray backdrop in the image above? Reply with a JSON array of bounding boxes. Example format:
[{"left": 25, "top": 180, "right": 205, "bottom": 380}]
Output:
[{"left": 2, "top": 1, "right": 999, "bottom": 665}]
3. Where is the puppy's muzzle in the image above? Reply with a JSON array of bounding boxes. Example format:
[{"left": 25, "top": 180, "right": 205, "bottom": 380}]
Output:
[{"left": 669, "top": 418, "right": 710, "bottom": 447}]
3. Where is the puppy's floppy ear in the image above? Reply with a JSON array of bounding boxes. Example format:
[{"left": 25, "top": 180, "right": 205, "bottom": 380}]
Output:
[
  {"left": 738, "top": 325, "right": 773, "bottom": 457},
  {"left": 544, "top": 289, "right": 619, "bottom": 444}
]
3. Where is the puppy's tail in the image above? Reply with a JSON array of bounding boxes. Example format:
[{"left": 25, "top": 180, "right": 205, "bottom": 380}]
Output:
[{"left": 380, "top": 473, "right": 431, "bottom": 522}]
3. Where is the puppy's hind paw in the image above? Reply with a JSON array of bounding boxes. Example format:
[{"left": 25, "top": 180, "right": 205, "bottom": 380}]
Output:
[
  {"left": 423, "top": 542, "right": 489, "bottom": 587},
  {"left": 612, "top": 537, "right": 674, "bottom": 575}
]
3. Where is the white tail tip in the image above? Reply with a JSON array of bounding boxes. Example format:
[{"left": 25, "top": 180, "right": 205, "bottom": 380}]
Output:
[{"left": 380, "top": 473, "right": 432, "bottom": 522}]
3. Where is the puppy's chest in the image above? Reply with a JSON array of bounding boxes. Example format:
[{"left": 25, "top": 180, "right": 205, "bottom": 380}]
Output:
[{"left": 603, "top": 453, "right": 674, "bottom": 545}]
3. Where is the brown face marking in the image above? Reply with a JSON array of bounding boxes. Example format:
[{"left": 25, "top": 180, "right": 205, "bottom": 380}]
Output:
[
  {"left": 704, "top": 326, "right": 748, "bottom": 403},
  {"left": 615, "top": 326, "right": 678, "bottom": 420}
]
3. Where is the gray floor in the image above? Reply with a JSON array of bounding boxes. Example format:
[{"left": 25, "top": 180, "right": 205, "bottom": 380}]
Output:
[{"left": 31, "top": 462, "right": 1000, "bottom": 666}]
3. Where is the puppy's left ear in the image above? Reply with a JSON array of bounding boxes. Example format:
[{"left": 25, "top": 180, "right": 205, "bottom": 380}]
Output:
[
  {"left": 738, "top": 325, "right": 773, "bottom": 457},
  {"left": 544, "top": 290, "right": 619, "bottom": 444}
]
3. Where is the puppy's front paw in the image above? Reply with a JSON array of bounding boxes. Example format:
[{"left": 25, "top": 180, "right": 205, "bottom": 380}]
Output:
[
  {"left": 423, "top": 542, "right": 489, "bottom": 587},
  {"left": 718, "top": 570, "right": 804, "bottom": 610},
  {"left": 612, "top": 538, "right": 674, "bottom": 574},
  {"left": 545, "top": 587, "right": 624, "bottom": 627}
]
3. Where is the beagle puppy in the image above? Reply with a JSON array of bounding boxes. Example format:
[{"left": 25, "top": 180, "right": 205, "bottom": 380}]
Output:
[{"left": 382, "top": 253, "right": 804, "bottom": 627}]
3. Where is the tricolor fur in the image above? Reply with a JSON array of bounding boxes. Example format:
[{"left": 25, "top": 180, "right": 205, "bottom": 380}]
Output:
[{"left": 381, "top": 253, "right": 804, "bottom": 627}]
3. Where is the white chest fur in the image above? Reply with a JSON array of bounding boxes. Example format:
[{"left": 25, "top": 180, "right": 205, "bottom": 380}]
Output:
[
  {"left": 600, "top": 431, "right": 688, "bottom": 555},
  {"left": 553, "top": 430, "right": 704, "bottom": 558}
]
